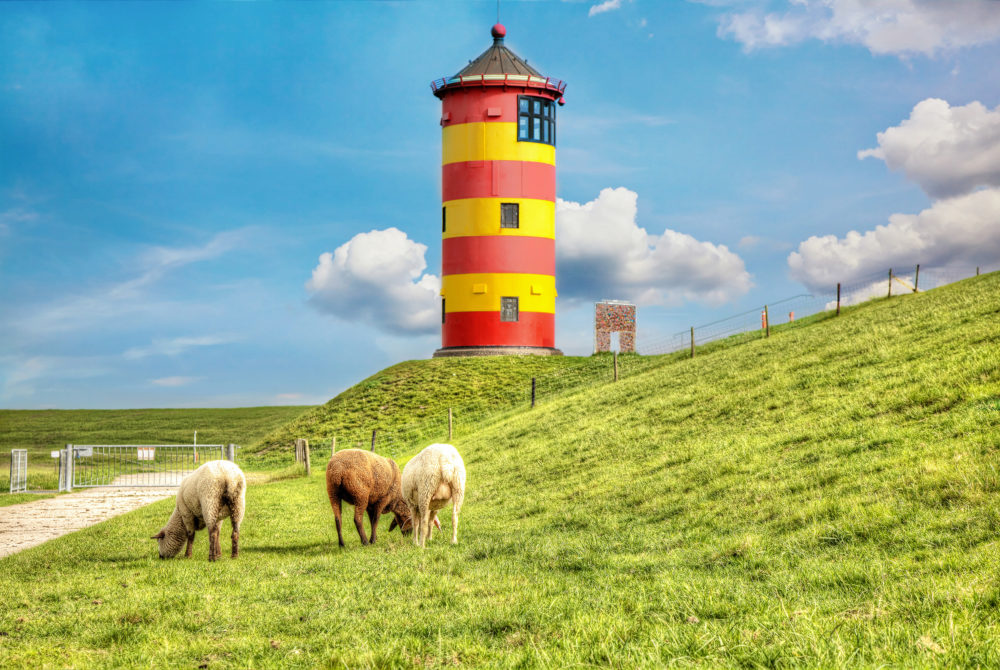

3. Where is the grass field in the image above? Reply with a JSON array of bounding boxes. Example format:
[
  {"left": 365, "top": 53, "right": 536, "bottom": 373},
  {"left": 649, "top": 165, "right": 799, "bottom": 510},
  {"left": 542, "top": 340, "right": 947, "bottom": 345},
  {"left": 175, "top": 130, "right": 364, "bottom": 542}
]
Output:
[
  {"left": 0, "top": 406, "right": 311, "bottom": 492},
  {"left": 1, "top": 272, "right": 998, "bottom": 667}
]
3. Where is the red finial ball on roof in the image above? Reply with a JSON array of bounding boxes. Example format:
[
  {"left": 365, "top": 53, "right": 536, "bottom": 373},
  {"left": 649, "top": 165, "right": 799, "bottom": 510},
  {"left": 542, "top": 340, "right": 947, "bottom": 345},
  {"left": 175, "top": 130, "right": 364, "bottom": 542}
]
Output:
[{"left": 491, "top": 23, "right": 506, "bottom": 39}]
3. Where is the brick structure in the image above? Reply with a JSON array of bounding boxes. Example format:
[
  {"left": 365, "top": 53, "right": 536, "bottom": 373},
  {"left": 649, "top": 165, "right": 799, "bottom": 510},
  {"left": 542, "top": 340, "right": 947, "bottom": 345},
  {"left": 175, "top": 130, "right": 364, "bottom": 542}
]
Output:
[{"left": 594, "top": 301, "right": 636, "bottom": 353}]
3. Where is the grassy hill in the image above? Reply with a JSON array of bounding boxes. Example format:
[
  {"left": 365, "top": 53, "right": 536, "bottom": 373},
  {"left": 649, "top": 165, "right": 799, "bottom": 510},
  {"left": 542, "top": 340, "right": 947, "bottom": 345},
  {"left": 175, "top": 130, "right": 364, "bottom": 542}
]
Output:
[
  {"left": 249, "top": 351, "right": 663, "bottom": 466},
  {"left": 1, "top": 272, "right": 998, "bottom": 667}
]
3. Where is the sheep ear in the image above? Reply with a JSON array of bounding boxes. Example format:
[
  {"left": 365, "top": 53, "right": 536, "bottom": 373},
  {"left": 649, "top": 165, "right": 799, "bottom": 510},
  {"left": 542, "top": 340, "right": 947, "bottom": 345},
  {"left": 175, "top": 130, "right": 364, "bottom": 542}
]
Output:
[
  {"left": 151, "top": 531, "right": 165, "bottom": 540},
  {"left": 388, "top": 518, "right": 398, "bottom": 532}
]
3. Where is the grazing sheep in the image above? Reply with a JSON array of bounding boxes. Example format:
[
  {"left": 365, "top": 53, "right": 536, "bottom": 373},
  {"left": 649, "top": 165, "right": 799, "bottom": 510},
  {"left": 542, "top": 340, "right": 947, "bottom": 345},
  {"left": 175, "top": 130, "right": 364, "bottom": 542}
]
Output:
[
  {"left": 325, "top": 449, "right": 412, "bottom": 547},
  {"left": 401, "top": 443, "right": 466, "bottom": 548},
  {"left": 152, "top": 460, "right": 246, "bottom": 561}
]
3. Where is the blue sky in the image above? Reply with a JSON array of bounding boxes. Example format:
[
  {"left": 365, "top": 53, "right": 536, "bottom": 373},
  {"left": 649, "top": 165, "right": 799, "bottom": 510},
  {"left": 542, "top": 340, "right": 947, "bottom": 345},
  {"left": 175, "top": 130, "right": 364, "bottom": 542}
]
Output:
[{"left": 2, "top": 0, "right": 999, "bottom": 409}]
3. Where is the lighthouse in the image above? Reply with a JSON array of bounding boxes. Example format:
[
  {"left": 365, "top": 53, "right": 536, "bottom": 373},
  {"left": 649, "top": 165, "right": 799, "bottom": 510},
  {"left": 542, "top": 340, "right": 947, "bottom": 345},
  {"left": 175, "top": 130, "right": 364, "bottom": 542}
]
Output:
[{"left": 431, "top": 23, "right": 565, "bottom": 357}]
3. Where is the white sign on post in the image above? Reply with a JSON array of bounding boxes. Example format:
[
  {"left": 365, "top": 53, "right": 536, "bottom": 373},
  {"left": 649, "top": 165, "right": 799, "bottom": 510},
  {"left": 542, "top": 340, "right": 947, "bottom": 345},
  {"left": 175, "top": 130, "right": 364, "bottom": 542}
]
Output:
[{"left": 51, "top": 451, "right": 60, "bottom": 458}]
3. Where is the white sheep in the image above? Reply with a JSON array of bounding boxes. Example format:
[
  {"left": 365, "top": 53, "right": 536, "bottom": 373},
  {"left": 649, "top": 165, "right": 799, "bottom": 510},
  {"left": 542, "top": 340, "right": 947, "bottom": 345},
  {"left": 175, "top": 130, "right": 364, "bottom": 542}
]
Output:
[
  {"left": 401, "top": 443, "right": 465, "bottom": 548},
  {"left": 151, "top": 460, "right": 246, "bottom": 561}
]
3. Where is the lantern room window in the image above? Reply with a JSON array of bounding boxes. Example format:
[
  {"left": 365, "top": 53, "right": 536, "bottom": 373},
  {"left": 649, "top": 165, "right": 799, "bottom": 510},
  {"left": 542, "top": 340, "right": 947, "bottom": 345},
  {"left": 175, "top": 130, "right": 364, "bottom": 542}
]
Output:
[{"left": 518, "top": 96, "right": 556, "bottom": 146}]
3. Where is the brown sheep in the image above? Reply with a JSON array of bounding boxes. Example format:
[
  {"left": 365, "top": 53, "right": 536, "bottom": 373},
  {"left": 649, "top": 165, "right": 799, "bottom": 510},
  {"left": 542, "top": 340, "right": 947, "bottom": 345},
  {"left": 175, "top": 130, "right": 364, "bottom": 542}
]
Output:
[{"left": 325, "top": 449, "right": 412, "bottom": 547}]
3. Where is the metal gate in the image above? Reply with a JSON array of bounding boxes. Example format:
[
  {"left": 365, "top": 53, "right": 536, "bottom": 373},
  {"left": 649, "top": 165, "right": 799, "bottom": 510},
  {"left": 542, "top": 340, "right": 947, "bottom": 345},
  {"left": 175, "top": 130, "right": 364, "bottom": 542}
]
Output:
[
  {"left": 9, "top": 449, "right": 27, "bottom": 493},
  {"left": 59, "top": 443, "right": 237, "bottom": 491}
]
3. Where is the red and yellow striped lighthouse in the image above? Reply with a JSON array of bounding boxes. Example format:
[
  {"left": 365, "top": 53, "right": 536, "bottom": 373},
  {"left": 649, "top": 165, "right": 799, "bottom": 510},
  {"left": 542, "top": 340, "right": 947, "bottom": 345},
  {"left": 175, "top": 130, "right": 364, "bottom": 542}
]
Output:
[{"left": 431, "top": 23, "right": 565, "bottom": 357}]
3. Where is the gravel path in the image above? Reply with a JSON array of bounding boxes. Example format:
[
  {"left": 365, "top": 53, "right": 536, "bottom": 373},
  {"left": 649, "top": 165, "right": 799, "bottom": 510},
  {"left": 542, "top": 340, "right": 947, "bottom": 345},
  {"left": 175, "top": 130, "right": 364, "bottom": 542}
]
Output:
[{"left": 0, "top": 484, "right": 178, "bottom": 559}]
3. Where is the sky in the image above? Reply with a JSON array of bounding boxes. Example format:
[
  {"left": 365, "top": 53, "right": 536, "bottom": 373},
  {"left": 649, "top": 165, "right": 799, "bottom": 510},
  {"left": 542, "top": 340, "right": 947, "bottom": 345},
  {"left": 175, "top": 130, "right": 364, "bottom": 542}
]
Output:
[{"left": 2, "top": 0, "right": 999, "bottom": 409}]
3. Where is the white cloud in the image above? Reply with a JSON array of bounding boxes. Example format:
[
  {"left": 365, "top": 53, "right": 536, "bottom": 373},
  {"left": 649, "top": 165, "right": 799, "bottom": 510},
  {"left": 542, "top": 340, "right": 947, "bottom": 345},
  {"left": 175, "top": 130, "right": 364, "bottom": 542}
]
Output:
[
  {"left": 0, "top": 355, "right": 109, "bottom": 400},
  {"left": 306, "top": 227, "right": 441, "bottom": 335},
  {"left": 858, "top": 98, "right": 1000, "bottom": 199},
  {"left": 556, "top": 187, "right": 752, "bottom": 305},
  {"left": 123, "top": 335, "right": 237, "bottom": 360},
  {"left": 0, "top": 207, "right": 38, "bottom": 226},
  {"left": 589, "top": 0, "right": 626, "bottom": 17},
  {"left": 716, "top": 0, "right": 1000, "bottom": 56},
  {"left": 151, "top": 376, "right": 201, "bottom": 387},
  {"left": 788, "top": 187, "right": 1000, "bottom": 290},
  {"left": 11, "top": 229, "right": 249, "bottom": 338}
]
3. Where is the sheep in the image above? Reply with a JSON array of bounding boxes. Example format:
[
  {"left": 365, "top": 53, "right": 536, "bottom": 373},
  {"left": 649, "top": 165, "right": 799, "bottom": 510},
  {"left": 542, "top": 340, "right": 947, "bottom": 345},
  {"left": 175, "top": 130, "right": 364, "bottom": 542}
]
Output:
[
  {"left": 325, "top": 449, "right": 412, "bottom": 547},
  {"left": 401, "top": 443, "right": 466, "bottom": 548},
  {"left": 151, "top": 460, "right": 246, "bottom": 561}
]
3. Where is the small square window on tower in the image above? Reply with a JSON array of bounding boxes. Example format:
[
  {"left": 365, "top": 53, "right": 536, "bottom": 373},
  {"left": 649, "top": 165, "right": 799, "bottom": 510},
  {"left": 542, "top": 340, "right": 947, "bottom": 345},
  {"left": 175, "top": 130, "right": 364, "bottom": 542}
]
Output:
[
  {"left": 500, "top": 203, "right": 519, "bottom": 229},
  {"left": 500, "top": 296, "right": 519, "bottom": 322}
]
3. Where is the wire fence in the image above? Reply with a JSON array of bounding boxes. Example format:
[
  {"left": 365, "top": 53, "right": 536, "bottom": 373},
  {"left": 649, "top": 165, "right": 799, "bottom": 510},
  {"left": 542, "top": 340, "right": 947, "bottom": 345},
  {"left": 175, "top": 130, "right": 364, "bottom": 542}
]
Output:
[{"left": 637, "top": 263, "right": 997, "bottom": 355}]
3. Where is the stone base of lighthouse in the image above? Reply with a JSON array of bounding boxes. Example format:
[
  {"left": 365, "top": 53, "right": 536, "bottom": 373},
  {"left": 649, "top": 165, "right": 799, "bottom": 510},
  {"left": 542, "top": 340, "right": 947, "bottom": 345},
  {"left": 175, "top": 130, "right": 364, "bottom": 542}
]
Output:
[{"left": 432, "top": 345, "right": 564, "bottom": 358}]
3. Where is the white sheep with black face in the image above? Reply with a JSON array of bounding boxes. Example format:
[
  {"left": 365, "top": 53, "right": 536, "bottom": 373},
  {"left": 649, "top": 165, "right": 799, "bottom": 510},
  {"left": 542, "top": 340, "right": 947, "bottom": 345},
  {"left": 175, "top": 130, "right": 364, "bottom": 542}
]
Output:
[
  {"left": 401, "top": 443, "right": 465, "bottom": 548},
  {"left": 152, "top": 460, "right": 246, "bottom": 561}
]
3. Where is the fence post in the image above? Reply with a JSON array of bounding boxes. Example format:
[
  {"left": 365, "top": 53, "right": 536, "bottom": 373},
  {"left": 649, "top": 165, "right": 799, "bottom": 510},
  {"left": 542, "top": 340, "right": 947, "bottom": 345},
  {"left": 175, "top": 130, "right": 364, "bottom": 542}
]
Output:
[
  {"left": 61, "top": 444, "right": 73, "bottom": 492},
  {"left": 226, "top": 443, "right": 237, "bottom": 462},
  {"left": 836, "top": 283, "right": 841, "bottom": 316},
  {"left": 977, "top": 266, "right": 980, "bottom": 276},
  {"left": 764, "top": 305, "right": 770, "bottom": 338},
  {"left": 888, "top": 268, "right": 893, "bottom": 298},
  {"left": 690, "top": 327, "right": 695, "bottom": 358},
  {"left": 613, "top": 351, "right": 619, "bottom": 382},
  {"left": 371, "top": 429, "right": 377, "bottom": 452},
  {"left": 448, "top": 407, "right": 453, "bottom": 440},
  {"left": 531, "top": 377, "right": 536, "bottom": 408},
  {"left": 303, "top": 441, "right": 311, "bottom": 476},
  {"left": 914, "top": 264, "right": 920, "bottom": 292}
]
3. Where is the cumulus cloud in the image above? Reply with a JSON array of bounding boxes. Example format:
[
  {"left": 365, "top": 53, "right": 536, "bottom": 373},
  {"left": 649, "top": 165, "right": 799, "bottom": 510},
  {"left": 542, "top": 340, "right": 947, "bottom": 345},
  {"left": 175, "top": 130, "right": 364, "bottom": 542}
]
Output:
[
  {"left": 589, "top": 0, "right": 625, "bottom": 17},
  {"left": 716, "top": 0, "right": 1000, "bottom": 56},
  {"left": 556, "top": 187, "right": 752, "bottom": 305},
  {"left": 788, "top": 188, "right": 1000, "bottom": 290},
  {"left": 858, "top": 98, "right": 1000, "bottom": 199},
  {"left": 306, "top": 227, "right": 440, "bottom": 334},
  {"left": 790, "top": 95, "right": 1000, "bottom": 290}
]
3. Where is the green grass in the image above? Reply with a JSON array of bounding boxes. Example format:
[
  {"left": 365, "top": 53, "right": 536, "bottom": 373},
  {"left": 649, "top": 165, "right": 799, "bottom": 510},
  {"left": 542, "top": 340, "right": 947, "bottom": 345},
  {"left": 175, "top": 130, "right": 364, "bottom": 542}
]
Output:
[
  {"left": 1, "top": 273, "right": 999, "bottom": 667},
  {"left": 249, "top": 351, "right": 662, "bottom": 468},
  {"left": 0, "top": 406, "right": 312, "bottom": 491}
]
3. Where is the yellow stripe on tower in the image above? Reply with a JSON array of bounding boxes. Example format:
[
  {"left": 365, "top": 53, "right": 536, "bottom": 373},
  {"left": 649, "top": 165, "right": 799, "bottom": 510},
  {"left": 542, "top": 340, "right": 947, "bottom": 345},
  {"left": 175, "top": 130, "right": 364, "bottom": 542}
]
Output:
[
  {"left": 443, "top": 198, "right": 555, "bottom": 239},
  {"left": 442, "top": 122, "right": 555, "bottom": 165},
  {"left": 441, "top": 274, "right": 556, "bottom": 313}
]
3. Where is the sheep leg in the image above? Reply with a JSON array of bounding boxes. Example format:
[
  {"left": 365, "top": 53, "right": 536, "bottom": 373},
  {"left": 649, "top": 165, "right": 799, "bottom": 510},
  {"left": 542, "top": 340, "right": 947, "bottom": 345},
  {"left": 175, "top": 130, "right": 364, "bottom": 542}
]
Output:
[
  {"left": 420, "top": 506, "right": 433, "bottom": 549},
  {"left": 331, "top": 494, "right": 345, "bottom": 548},
  {"left": 409, "top": 504, "right": 421, "bottom": 547},
  {"left": 231, "top": 491, "right": 244, "bottom": 559},
  {"left": 367, "top": 507, "right": 380, "bottom": 544},
  {"left": 208, "top": 523, "right": 221, "bottom": 562},
  {"left": 354, "top": 501, "right": 369, "bottom": 545},
  {"left": 184, "top": 531, "right": 195, "bottom": 558},
  {"left": 451, "top": 489, "right": 463, "bottom": 545}
]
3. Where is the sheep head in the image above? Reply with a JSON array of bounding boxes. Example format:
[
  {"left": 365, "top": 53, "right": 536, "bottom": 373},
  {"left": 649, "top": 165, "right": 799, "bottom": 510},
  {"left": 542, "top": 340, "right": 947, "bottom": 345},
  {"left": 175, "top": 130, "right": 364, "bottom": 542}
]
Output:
[
  {"left": 387, "top": 498, "right": 413, "bottom": 534},
  {"left": 152, "top": 514, "right": 187, "bottom": 559}
]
